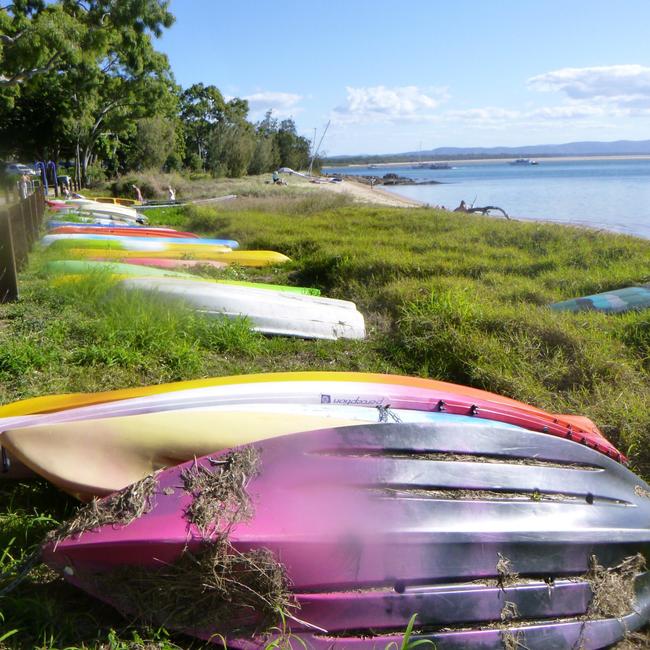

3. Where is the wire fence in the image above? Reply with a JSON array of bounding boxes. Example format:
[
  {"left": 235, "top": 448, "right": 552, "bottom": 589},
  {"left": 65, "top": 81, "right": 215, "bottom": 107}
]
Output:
[{"left": 0, "top": 187, "right": 45, "bottom": 302}]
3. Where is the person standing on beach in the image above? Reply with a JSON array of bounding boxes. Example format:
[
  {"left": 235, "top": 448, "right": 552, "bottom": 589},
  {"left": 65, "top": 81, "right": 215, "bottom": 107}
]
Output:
[
  {"left": 132, "top": 184, "right": 143, "bottom": 202},
  {"left": 167, "top": 185, "right": 176, "bottom": 202}
]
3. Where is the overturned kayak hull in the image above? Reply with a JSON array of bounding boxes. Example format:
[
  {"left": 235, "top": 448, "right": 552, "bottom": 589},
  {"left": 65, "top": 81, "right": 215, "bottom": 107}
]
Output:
[
  {"left": 115, "top": 257, "right": 228, "bottom": 270},
  {"left": 42, "top": 422, "right": 650, "bottom": 647},
  {"left": 42, "top": 233, "right": 240, "bottom": 250},
  {"left": 1, "top": 408, "right": 512, "bottom": 498},
  {"left": 64, "top": 248, "right": 290, "bottom": 266},
  {"left": 48, "top": 226, "right": 200, "bottom": 239},
  {"left": 119, "top": 277, "right": 364, "bottom": 339},
  {"left": 45, "top": 261, "right": 320, "bottom": 295},
  {"left": 551, "top": 285, "right": 650, "bottom": 314}
]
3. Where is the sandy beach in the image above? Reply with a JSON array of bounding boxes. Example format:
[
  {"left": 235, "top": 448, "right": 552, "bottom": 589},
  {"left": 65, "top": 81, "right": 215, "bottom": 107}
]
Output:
[{"left": 313, "top": 177, "right": 424, "bottom": 208}]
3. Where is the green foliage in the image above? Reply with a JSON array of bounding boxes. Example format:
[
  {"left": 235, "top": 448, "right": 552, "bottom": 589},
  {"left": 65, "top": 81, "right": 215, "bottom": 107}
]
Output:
[
  {"left": 0, "top": 1, "right": 178, "bottom": 181},
  {"left": 179, "top": 83, "right": 227, "bottom": 169},
  {"left": 207, "top": 122, "right": 255, "bottom": 178},
  {"left": 275, "top": 118, "right": 311, "bottom": 170},
  {"left": 0, "top": 1, "right": 174, "bottom": 89},
  {"left": 127, "top": 116, "right": 180, "bottom": 171},
  {"left": 248, "top": 134, "right": 279, "bottom": 175}
]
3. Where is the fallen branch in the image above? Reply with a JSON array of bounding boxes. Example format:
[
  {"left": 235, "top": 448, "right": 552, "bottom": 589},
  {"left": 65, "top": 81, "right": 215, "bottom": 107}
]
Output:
[{"left": 467, "top": 205, "right": 511, "bottom": 220}]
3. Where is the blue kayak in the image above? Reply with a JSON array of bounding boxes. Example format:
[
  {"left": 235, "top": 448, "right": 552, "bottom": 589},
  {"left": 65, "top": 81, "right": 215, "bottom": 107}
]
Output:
[{"left": 42, "top": 233, "right": 240, "bottom": 250}]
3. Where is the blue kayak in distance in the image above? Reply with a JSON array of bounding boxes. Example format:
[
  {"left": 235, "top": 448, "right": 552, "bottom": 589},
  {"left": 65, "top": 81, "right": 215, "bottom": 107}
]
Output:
[{"left": 551, "top": 285, "right": 650, "bottom": 314}]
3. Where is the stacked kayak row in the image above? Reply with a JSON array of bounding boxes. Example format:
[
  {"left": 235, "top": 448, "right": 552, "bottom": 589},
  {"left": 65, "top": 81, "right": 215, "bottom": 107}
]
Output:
[
  {"left": 42, "top": 217, "right": 366, "bottom": 340},
  {"left": 0, "top": 371, "right": 626, "bottom": 495},
  {"left": 2, "top": 371, "right": 648, "bottom": 648}
]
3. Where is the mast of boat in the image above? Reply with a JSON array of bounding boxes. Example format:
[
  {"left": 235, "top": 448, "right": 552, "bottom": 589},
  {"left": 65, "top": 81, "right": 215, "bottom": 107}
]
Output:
[{"left": 308, "top": 120, "right": 330, "bottom": 176}]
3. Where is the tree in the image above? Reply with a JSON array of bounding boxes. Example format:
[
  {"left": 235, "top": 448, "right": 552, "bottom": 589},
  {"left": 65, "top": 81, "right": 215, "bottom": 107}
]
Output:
[
  {"left": 0, "top": 70, "right": 72, "bottom": 161},
  {"left": 0, "top": 1, "right": 174, "bottom": 89},
  {"left": 179, "top": 83, "right": 225, "bottom": 168},
  {"left": 126, "top": 115, "right": 179, "bottom": 171},
  {"left": 207, "top": 121, "right": 255, "bottom": 178},
  {"left": 0, "top": 1, "right": 177, "bottom": 184},
  {"left": 60, "top": 46, "right": 176, "bottom": 183},
  {"left": 248, "top": 110, "right": 280, "bottom": 175},
  {"left": 275, "top": 118, "right": 311, "bottom": 170}
]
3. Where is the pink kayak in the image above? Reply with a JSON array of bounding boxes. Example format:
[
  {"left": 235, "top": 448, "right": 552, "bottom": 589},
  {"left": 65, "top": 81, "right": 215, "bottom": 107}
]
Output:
[{"left": 43, "top": 422, "right": 650, "bottom": 648}]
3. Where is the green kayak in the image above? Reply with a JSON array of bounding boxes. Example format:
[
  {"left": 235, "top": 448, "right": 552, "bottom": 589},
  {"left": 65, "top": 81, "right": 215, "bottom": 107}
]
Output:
[{"left": 45, "top": 260, "right": 321, "bottom": 296}]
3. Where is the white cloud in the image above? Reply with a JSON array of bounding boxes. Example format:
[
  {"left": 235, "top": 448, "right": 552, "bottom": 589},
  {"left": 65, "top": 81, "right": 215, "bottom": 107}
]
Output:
[
  {"left": 333, "top": 85, "right": 449, "bottom": 122},
  {"left": 242, "top": 91, "right": 303, "bottom": 116},
  {"left": 528, "top": 65, "right": 650, "bottom": 107}
]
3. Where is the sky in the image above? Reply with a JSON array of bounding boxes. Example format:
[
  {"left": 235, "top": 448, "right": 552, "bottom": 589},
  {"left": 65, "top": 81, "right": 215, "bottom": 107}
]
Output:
[{"left": 158, "top": 0, "right": 650, "bottom": 156}]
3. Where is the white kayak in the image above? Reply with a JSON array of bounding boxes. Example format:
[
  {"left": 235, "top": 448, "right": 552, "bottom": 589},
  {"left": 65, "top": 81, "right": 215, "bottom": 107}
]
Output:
[
  {"left": 62, "top": 199, "right": 139, "bottom": 220},
  {"left": 119, "top": 277, "right": 366, "bottom": 340}
]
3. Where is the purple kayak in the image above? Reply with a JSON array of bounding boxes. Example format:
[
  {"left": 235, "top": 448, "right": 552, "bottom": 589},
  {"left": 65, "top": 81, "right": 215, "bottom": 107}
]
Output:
[{"left": 43, "top": 420, "right": 650, "bottom": 648}]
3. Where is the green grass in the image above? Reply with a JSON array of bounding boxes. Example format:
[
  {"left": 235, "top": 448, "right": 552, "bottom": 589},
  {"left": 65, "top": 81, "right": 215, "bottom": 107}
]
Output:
[{"left": 1, "top": 189, "right": 649, "bottom": 647}]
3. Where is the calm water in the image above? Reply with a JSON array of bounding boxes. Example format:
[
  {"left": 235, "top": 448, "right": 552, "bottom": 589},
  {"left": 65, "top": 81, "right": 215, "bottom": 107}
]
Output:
[{"left": 323, "top": 158, "right": 650, "bottom": 239}]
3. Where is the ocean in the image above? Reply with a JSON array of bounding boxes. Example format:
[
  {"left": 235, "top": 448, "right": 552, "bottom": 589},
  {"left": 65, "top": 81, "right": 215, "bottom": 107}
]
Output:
[{"left": 323, "top": 158, "right": 650, "bottom": 240}]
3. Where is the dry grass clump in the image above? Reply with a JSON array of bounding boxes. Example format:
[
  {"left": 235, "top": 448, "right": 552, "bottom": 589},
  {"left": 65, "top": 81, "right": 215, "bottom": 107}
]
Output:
[
  {"left": 53, "top": 473, "right": 159, "bottom": 541},
  {"left": 181, "top": 446, "right": 260, "bottom": 536},
  {"left": 586, "top": 553, "right": 646, "bottom": 618},
  {"left": 91, "top": 446, "right": 296, "bottom": 638},
  {"left": 501, "top": 629, "right": 524, "bottom": 650},
  {"left": 95, "top": 542, "right": 295, "bottom": 637},
  {"left": 500, "top": 601, "right": 519, "bottom": 623},
  {"left": 496, "top": 553, "right": 520, "bottom": 590}
]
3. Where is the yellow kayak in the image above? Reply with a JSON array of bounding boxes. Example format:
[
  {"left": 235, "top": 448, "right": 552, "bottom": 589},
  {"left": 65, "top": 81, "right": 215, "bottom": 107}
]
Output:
[
  {"left": 92, "top": 197, "right": 141, "bottom": 207},
  {"left": 1, "top": 408, "right": 363, "bottom": 500},
  {"left": 64, "top": 248, "right": 291, "bottom": 267}
]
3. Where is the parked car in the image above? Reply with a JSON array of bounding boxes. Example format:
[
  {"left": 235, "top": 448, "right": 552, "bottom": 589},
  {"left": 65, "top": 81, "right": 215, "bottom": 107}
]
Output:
[{"left": 5, "top": 163, "right": 38, "bottom": 176}]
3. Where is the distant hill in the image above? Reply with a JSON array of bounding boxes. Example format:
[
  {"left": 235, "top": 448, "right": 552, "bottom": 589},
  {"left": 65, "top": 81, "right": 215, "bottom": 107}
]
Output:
[{"left": 324, "top": 139, "right": 650, "bottom": 165}]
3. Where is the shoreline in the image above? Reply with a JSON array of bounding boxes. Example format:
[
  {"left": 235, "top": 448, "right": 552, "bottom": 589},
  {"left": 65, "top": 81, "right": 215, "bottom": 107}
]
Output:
[
  {"left": 311, "top": 177, "right": 648, "bottom": 239},
  {"left": 328, "top": 154, "right": 650, "bottom": 168}
]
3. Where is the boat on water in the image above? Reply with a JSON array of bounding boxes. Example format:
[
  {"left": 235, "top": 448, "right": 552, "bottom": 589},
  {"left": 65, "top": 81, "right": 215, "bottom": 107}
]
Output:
[
  {"left": 415, "top": 163, "right": 454, "bottom": 170},
  {"left": 510, "top": 158, "right": 538, "bottom": 165}
]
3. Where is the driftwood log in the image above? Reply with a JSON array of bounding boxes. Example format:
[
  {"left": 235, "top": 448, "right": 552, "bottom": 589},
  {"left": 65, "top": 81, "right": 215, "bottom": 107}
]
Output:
[{"left": 466, "top": 206, "right": 510, "bottom": 220}]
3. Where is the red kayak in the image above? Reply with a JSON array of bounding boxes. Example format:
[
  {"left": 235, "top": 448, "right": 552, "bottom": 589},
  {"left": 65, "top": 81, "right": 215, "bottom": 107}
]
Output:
[{"left": 49, "top": 226, "right": 199, "bottom": 239}]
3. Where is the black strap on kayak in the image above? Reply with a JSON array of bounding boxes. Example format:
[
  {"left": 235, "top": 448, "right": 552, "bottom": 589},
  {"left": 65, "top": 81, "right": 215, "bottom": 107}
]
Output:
[{"left": 377, "top": 404, "right": 402, "bottom": 423}]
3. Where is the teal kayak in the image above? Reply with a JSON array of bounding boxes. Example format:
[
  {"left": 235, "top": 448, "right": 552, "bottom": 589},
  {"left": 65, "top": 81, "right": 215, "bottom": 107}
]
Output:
[{"left": 550, "top": 285, "right": 650, "bottom": 314}]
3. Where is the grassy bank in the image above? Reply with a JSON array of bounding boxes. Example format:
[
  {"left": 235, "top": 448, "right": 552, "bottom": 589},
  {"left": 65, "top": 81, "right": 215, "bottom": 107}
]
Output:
[{"left": 0, "top": 188, "right": 649, "bottom": 648}]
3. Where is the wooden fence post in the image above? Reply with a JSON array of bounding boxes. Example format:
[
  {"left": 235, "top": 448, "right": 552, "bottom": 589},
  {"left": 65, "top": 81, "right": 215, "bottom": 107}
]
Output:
[
  {"left": 0, "top": 209, "right": 19, "bottom": 302},
  {"left": 0, "top": 188, "right": 45, "bottom": 299},
  {"left": 10, "top": 204, "right": 28, "bottom": 269}
]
